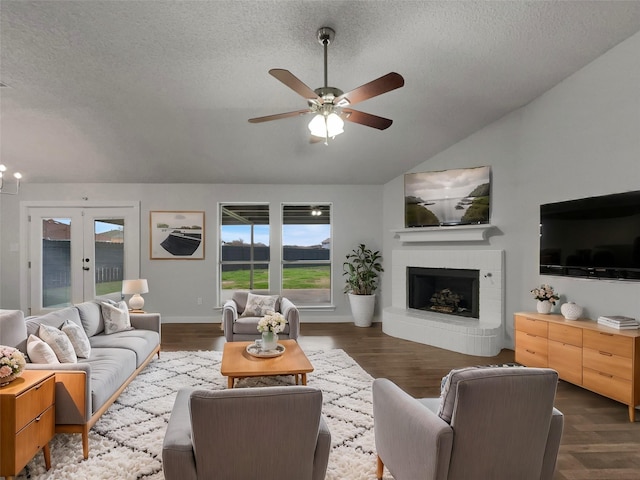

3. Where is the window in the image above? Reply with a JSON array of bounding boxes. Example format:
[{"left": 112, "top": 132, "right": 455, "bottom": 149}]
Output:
[
  {"left": 219, "top": 204, "right": 270, "bottom": 303},
  {"left": 282, "top": 204, "right": 332, "bottom": 306}
]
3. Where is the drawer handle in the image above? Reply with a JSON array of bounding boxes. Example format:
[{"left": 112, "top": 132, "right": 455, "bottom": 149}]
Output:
[
  {"left": 526, "top": 333, "right": 537, "bottom": 338},
  {"left": 599, "top": 332, "right": 614, "bottom": 337},
  {"left": 526, "top": 349, "right": 536, "bottom": 354},
  {"left": 598, "top": 351, "right": 613, "bottom": 357},
  {"left": 598, "top": 372, "right": 613, "bottom": 378},
  {"left": 35, "top": 414, "right": 42, "bottom": 422}
]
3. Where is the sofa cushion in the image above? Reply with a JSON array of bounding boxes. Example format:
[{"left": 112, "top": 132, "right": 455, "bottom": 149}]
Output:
[
  {"left": 0, "top": 310, "right": 28, "bottom": 353},
  {"left": 101, "top": 301, "right": 133, "bottom": 334},
  {"left": 89, "top": 329, "right": 160, "bottom": 368},
  {"left": 240, "top": 293, "right": 279, "bottom": 317},
  {"left": 38, "top": 324, "right": 78, "bottom": 363},
  {"left": 85, "top": 348, "right": 137, "bottom": 414},
  {"left": 26, "top": 334, "right": 60, "bottom": 364},
  {"left": 76, "top": 301, "right": 104, "bottom": 337},
  {"left": 62, "top": 319, "right": 92, "bottom": 358},
  {"left": 26, "top": 306, "right": 83, "bottom": 337}
]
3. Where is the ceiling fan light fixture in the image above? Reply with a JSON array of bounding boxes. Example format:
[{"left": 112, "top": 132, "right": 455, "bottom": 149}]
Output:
[{"left": 308, "top": 112, "right": 344, "bottom": 138}]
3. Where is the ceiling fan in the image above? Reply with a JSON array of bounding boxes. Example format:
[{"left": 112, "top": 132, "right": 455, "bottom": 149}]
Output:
[{"left": 248, "top": 27, "right": 405, "bottom": 144}]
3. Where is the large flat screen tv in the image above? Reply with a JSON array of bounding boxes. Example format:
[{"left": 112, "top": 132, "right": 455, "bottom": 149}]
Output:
[
  {"left": 540, "top": 190, "right": 640, "bottom": 280},
  {"left": 404, "top": 166, "right": 491, "bottom": 227}
]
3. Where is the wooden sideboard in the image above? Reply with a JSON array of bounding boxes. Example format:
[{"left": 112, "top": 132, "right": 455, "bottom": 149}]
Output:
[{"left": 514, "top": 312, "right": 640, "bottom": 422}]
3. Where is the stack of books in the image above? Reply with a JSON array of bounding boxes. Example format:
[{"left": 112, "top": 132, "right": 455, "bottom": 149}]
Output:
[{"left": 597, "top": 315, "right": 640, "bottom": 329}]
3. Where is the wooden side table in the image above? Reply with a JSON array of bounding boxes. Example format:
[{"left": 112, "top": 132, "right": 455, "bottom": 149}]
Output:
[{"left": 0, "top": 370, "right": 56, "bottom": 479}]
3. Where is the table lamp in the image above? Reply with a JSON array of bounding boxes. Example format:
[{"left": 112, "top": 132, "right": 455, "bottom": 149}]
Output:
[{"left": 122, "top": 279, "right": 149, "bottom": 312}]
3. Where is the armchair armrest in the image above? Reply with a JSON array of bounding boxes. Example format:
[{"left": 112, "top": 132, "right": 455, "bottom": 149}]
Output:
[
  {"left": 281, "top": 297, "right": 300, "bottom": 340},
  {"left": 313, "top": 415, "right": 332, "bottom": 480},
  {"left": 373, "top": 378, "right": 453, "bottom": 480},
  {"left": 162, "top": 388, "right": 197, "bottom": 480},
  {"left": 222, "top": 299, "right": 238, "bottom": 341}
]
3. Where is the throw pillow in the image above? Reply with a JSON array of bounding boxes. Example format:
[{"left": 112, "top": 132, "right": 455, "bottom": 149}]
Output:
[
  {"left": 240, "top": 293, "right": 279, "bottom": 317},
  {"left": 26, "top": 334, "right": 60, "bottom": 364},
  {"left": 101, "top": 301, "right": 133, "bottom": 334},
  {"left": 38, "top": 324, "right": 78, "bottom": 363},
  {"left": 61, "top": 319, "right": 91, "bottom": 358}
]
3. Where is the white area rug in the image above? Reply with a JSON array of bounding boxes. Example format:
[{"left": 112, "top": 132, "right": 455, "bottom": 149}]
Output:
[{"left": 18, "top": 349, "right": 392, "bottom": 479}]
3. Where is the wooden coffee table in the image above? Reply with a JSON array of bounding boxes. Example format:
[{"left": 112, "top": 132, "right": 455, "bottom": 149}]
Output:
[{"left": 220, "top": 339, "right": 314, "bottom": 388}]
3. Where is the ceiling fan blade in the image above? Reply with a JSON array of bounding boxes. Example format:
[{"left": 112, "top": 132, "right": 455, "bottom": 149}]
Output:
[
  {"left": 335, "top": 72, "right": 404, "bottom": 107},
  {"left": 342, "top": 109, "right": 393, "bottom": 130},
  {"left": 310, "top": 135, "right": 324, "bottom": 144},
  {"left": 269, "top": 69, "right": 321, "bottom": 101},
  {"left": 248, "top": 109, "right": 310, "bottom": 123}
]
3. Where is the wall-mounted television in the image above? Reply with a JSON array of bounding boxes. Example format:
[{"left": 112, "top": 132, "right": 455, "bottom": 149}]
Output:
[
  {"left": 404, "top": 166, "right": 491, "bottom": 228},
  {"left": 540, "top": 190, "right": 640, "bottom": 280}
]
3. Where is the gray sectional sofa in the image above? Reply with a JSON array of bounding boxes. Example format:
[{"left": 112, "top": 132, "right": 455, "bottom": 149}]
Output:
[{"left": 0, "top": 301, "right": 161, "bottom": 459}]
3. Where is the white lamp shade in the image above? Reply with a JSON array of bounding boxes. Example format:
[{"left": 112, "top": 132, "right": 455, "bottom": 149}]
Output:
[{"left": 122, "top": 279, "right": 149, "bottom": 295}]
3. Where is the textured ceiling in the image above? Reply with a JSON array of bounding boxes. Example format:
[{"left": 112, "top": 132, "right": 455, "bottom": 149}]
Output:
[{"left": 1, "top": 1, "right": 640, "bottom": 185}]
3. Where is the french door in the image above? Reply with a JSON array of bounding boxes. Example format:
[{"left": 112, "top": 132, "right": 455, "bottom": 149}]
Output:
[{"left": 28, "top": 205, "right": 140, "bottom": 314}]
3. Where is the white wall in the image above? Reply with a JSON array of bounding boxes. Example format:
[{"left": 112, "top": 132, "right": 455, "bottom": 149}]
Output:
[
  {"left": 383, "top": 31, "right": 640, "bottom": 348},
  {"left": 0, "top": 183, "right": 382, "bottom": 323}
]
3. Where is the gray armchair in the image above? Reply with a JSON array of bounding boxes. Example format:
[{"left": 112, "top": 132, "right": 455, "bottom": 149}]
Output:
[
  {"left": 373, "top": 367, "right": 564, "bottom": 480},
  {"left": 222, "top": 291, "right": 300, "bottom": 342},
  {"left": 162, "top": 386, "right": 331, "bottom": 480}
]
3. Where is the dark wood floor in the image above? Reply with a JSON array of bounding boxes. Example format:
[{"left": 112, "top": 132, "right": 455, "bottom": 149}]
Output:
[{"left": 162, "top": 322, "right": 640, "bottom": 480}]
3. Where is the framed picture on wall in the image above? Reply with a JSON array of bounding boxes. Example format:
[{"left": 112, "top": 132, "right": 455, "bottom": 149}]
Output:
[
  {"left": 404, "top": 166, "right": 491, "bottom": 228},
  {"left": 150, "top": 211, "right": 205, "bottom": 259}
]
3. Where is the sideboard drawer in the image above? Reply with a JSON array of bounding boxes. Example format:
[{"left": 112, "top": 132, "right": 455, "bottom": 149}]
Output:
[
  {"left": 515, "top": 315, "right": 548, "bottom": 337},
  {"left": 15, "top": 376, "right": 55, "bottom": 432},
  {"left": 515, "top": 331, "right": 548, "bottom": 367},
  {"left": 549, "top": 340, "right": 582, "bottom": 385},
  {"left": 583, "top": 330, "right": 632, "bottom": 358},
  {"left": 583, "top": 367, "right": 632, "bottom": 404},
  {"left": 583, "top": 348, "right": 632, "bottom": 380},
  {"left": 549, "top": 323, "right": 582, "bottom": 347},
  {"left": 14, "top": 405, "right": 55, "bottom": 472}
]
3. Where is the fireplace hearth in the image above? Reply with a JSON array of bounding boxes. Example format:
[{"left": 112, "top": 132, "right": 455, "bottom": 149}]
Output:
[{"left": 407, "top": 267, "right": 479, "bottom": 318}]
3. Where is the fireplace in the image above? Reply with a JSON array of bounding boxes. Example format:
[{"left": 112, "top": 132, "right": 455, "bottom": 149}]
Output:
[
  {"left": 407, "top": 267, "right": 479, "bottom": 318},
  {"left": 383, "top": 249, "right": 504, "bottom": 356}
]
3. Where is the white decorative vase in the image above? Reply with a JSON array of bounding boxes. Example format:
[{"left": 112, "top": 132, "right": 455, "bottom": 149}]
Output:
[
  {"left": 561, "top": 302, "right": 583, "bottom": 320},
  {"left": 536, "top": 300, "right": 552, "bottom": 315},
  {"left": 348, "top": 293, "right": 376, "bottom": 327},
  {"left": 261, "top": 331, "right": 278, "bottom": 351}
]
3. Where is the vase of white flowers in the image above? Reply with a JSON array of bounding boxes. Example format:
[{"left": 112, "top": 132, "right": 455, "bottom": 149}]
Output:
[
  {"left": 530, "top": 284, "right": 559, "bottom": 315},
  {"left": 0, "top": 346, "right": 26, "bottom": 386},
  {"left": 257, "top": 312, "right": 287, "bottom": 351}
]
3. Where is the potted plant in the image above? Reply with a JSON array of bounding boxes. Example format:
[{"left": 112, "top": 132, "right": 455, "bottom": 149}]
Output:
[{"left": 343, "top": 244, "right": 383, "bottom": 327}]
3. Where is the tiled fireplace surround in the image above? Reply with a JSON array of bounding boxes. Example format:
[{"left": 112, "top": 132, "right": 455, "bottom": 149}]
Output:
[{"left": 382, "top": 249, "right": 504, "bottom": 356}]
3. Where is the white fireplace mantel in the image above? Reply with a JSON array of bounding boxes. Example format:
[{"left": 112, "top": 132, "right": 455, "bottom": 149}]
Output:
[{"left": 391, "top": 224, "right": 496, "bottom": 243}]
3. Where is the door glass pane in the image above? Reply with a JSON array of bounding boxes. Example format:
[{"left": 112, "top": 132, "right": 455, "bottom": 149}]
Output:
[
  {"left": 94, "top": 219, "right": 125, "bottom": 296},
  {"left": 282, "top": 205, "right": 331, "bottom": 305},
  {"left": 220, "top": 205, "right": 270, "bottom": 302},
  {"left": 42, "top": 218, "right": 72, "bottom": 308}
]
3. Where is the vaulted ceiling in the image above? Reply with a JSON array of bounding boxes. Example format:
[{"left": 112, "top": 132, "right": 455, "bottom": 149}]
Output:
[{"left": 2, "top": 1, "right": 640, "bottom": 185}]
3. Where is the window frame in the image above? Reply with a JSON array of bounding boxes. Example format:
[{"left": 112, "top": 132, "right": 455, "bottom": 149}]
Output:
[{"left": 280, "top": 202, "right": 333, "bottom": 308}]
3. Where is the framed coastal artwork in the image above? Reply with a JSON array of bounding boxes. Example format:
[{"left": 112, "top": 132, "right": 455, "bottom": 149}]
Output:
[
  {"left": 150, "top": 211, "right": 205, "bottom": 259},
  {"left": 404, "top": 166, "right": 491, "bottom": 228}
]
